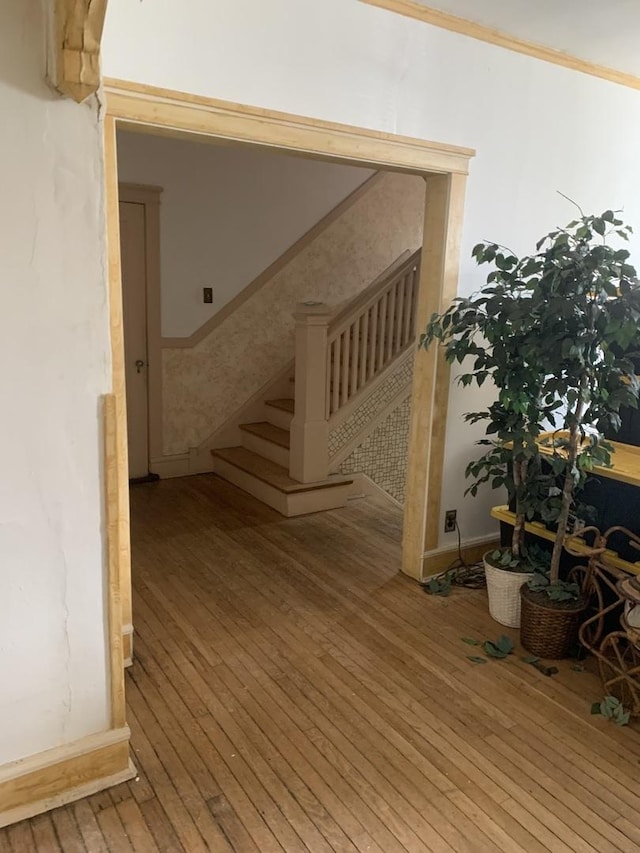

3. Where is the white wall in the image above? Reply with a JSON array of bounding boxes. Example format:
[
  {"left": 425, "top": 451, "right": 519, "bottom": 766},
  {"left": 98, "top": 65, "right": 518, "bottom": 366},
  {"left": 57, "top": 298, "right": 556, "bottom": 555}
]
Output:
[
  {"left": 0, "top": 1, "right": 110, "bottom": 765},
  {"left": 102, "top": 0, "right": 640, "bottom": 545},
  {"left": 117, "top": 132, "right": 372, "bottom": 337},
  {"left": 410, "top": 0, "right": 640, "bottom": 77},
  {"left": 161, "top": 172, "right": 424, "bottom": 455}
]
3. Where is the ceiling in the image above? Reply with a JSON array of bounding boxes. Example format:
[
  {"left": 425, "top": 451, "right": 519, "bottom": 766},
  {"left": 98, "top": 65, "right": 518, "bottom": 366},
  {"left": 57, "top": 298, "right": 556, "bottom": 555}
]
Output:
[{"left": 409, "top": 0, "right": 640, "bottom": 77}]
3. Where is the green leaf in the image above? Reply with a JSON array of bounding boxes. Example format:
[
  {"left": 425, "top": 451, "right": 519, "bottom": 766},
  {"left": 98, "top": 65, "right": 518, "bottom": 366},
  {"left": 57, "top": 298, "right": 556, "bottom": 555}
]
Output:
[
  {"left": 482, "top": 640, "right": 509, "bottom": 659},
  {"left": 522, "top": 655, "right": 541, "bottom": 664},
  {"left": 425, "top": 576, "right": 452, "bottom": 597},
  {"left": 592, "top": 695, "right": 631, "bottom": 724},
  {"left": 570, "top": 664, "right": 585, "bottom": 672},
  {"left": 462, "top": 638, "right": 481, "bottom": 646},
  {"left": 467, "top": 656, "right": 487, "bottom": 664},
  {"left": 496, "top": 635, "right": 515, "bottom": 655},
  {"left": 531, "top": 662, "right": 559, "bottom": 676}
]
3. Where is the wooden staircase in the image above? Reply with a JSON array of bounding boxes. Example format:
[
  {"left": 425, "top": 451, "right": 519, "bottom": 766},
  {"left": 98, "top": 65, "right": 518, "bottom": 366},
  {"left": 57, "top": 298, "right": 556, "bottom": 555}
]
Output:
[
  {"left": 211, "top": 249, "right": 421, "bottom": 517},
  {"left": 212, "top": 397, "right": 353, "bottom": 517}
]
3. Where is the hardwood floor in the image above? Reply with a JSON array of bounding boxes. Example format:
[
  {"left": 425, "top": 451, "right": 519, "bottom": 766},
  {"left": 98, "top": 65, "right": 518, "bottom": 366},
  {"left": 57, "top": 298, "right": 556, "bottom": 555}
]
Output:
[{"left": 3, "top": 473, "right": 640, "bottom": 852}]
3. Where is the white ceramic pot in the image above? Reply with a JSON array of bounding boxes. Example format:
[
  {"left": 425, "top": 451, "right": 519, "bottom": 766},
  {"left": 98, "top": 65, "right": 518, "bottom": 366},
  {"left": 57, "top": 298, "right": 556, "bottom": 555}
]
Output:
[{"left": 483, "top": 551, "right": 531, "bottom": 628}]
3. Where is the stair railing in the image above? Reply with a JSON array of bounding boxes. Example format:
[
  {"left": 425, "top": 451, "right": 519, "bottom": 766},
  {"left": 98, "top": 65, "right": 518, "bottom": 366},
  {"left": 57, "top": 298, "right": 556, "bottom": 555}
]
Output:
[
  {"left": 289, "top": 249, "right": 421, "bottom": 483},
  {"left": 326, "top": 249, "right": 420, "bottom": 418}
]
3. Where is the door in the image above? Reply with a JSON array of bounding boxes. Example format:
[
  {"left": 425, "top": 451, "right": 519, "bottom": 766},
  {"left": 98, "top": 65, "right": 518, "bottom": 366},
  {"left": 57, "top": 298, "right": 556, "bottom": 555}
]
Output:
[{"left": 120, "top": 201, "right": 149, "bottom": 479}]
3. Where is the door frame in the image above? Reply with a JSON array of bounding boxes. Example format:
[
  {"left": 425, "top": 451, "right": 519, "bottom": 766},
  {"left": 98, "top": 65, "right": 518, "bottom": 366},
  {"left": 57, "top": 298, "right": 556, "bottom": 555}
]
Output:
[
  {"left": 103, "top": 79, "right": 475, "bottom": 715},
  {"left": 118, "top": 184, "right": 164, "bottom": 471}
]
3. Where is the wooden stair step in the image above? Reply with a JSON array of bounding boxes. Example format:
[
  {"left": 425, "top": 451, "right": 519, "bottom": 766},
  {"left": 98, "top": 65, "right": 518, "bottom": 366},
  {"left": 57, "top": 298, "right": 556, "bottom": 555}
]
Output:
[
  {"left": 265, "top": 398, "right": 295, "bottom": 414},
  {"left": 239, "top": 421, "right": 290, "bottom": 448},
  {"left": 211, "top": 447, "right": 352, "bottom": 494}
]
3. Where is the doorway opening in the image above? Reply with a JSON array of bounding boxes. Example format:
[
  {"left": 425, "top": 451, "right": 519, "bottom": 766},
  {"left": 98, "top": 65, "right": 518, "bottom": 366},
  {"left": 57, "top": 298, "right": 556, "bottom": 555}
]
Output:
[{"left": 103, "top": 79, "right": 474, "bottom": 726}]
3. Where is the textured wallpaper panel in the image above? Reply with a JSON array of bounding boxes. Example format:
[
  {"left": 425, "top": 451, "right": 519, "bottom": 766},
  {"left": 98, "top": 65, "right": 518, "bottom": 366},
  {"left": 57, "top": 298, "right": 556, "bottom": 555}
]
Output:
[
  {"left": 328, "top": 351, "right": 414, "bottom": 457},
  {"left": 162, "top": 172, "right": 425, "bottom": 455},
  {"left": 340, "top": 396, "right": 412, "bottom": 504}
]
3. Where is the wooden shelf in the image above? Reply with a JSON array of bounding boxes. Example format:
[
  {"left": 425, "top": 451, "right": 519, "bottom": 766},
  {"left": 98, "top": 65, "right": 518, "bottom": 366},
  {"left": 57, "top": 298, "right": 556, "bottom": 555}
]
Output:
[
  {"left": 537, "top": 432, "right": 640, "bottom": 488},
  {"left": 490, "top": 504, "right": 640, "bottom": 576}
]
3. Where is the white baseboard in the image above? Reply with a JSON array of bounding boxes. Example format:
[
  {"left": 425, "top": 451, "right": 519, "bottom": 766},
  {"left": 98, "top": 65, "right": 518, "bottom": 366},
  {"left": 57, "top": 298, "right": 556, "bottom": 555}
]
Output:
[
  {"left": 149, "top": 453, "right": 190, "bottom": 478},
  {"left": 149, "top": 448, "right": 216, "bottom": 479}
]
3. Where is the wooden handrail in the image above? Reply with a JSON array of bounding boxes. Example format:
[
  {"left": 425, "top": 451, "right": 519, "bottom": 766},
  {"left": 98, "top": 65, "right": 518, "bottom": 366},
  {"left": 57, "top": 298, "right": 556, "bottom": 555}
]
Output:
[{"left": 328, "top": 249, "right": 420, "bottom": 340}]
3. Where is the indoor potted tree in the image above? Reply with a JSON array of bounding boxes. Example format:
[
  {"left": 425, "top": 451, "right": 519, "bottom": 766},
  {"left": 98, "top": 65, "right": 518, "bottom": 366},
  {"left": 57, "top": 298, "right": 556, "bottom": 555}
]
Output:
[
  {"left": 422, "top": 243, "right": 557, "bottom": 627},
  {"left": 515, "top": 210, "right": 640, "bottom": 657},
  {"left": 423, "top": 208, "right": 640, "bottom": 640}
]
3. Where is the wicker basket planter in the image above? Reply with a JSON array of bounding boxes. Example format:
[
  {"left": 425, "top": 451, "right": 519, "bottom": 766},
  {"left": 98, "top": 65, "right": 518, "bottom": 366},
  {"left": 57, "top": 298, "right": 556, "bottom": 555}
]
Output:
[
  {"left": 483, "top": 552, "right": 532, "bottom": 628},
  {"left": 520, "top": 585, "right": 588, "bottom": 659}
]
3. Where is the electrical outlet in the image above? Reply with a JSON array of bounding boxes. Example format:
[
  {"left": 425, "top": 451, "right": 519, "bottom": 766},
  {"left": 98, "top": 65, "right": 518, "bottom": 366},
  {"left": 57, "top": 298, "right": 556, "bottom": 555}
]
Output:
[
  {"left": 203, "top": 287, "right": 213, "bottom": 303},
  {"left": 444, "top": 509, "right": 457, "bottom": 533}
]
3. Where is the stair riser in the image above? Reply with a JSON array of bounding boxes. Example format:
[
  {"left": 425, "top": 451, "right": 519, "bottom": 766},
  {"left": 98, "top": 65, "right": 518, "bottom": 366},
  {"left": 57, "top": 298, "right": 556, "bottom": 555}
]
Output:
[
  {"left": 212, "top": 457, "right": 349, "bottom": 517},
  {"left": 287, "top": 484, "right": 351, "bottom": 516},
  {"left": 212, "top": 457, "right": 289, "bottom": 514},
  {"left": 241, "top": 431, "right": 290, "bottom": 467},
  {"left": 264, "top": 406, "right": 294, "bottom": 431}
]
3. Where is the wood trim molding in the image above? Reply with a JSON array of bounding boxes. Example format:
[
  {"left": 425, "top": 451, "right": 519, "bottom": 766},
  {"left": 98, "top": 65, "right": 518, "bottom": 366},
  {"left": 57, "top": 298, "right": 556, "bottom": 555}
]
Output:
[
  {"left": 161, "top": 173, "right": 384, "bottom": 349},
  {"left": 403, "top": 171, "right": 468, "bottom": 579},
  {"left": 360, "top": 0, "right": 640, "bottom": 92},
  {"left": 104, "top": 119, "right": 134, "bottom": 671},
  {"left": 118, "top": 183, "right": 164, "bottom": 205},
  {"left": 48, "top": 0, "right": 108, "bottom": 103},
  {"left": 105, "top": 85, "right": 473, "bottom": 621},
  {"left": 103, "top": 78, "right": 475, "bottom": 176},
  {"left": 422, "top": 535, "right": 500, "bottom": 577},
  {"left": 103, "top": 394, "right": 127, "bottom": 728},
  {"left": 149, "top": 453, "right": 190, "bottom": 479},
  {"left": 0, "top": 728, "right": 134, "bottom": 829},
  {"left": 118, "top": 183, "right": 164, "bottom": 461},
  {"left": 422, "top": 173, "right": 466, "bottom": 553}
]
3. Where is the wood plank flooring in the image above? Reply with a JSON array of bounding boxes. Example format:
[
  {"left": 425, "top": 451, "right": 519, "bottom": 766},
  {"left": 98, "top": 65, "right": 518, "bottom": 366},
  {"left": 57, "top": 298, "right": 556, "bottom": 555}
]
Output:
[{"left": 3, "top": 473, "right": 640, "bottom": 851}]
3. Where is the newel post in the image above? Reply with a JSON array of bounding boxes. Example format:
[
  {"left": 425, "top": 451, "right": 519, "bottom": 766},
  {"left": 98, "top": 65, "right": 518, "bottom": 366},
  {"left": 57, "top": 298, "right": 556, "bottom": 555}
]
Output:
[{"left": 289, "top": 301, "right": 331, "bottom": 483}]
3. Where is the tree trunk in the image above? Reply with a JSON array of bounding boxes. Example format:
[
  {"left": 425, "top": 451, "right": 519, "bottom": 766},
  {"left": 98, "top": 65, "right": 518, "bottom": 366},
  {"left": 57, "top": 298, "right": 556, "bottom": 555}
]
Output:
[
  {"left": 549, "top": 424, "right": 579, "bottom": 581},
  {"left": 511, "top": 457, "right": 525, "bottom": 559}
]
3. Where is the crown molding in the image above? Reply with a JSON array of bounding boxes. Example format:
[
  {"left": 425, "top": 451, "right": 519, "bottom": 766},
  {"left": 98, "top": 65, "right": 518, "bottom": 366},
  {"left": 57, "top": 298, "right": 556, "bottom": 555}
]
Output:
[{"left": 361, "top": 0, "right": 640, "bottom": 91}]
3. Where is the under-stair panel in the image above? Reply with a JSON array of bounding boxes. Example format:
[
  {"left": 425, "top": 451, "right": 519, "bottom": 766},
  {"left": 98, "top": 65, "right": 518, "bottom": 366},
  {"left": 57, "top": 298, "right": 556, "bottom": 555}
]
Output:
[
  {"left": 211, "top": 446, "right": 353, "bottom": 517},
  {"left": 239, "top": 421, "right": 290, "bottom": 467}
]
